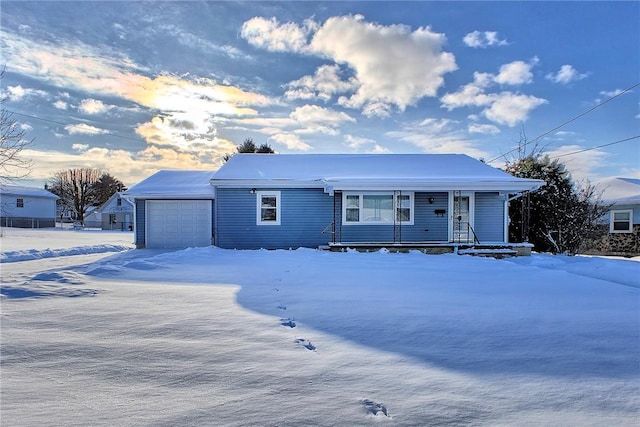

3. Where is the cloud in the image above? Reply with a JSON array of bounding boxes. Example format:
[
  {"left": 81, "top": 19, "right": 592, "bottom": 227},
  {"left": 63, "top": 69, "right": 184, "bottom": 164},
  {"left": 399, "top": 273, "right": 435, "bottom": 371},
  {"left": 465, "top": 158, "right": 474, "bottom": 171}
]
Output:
[
  {"left": 159, "top": 23, "right": 247, "bottom": 59},
  {"left": 386, "top": 117, "right": 488, "bottom": 158},
  {"left": 463, "top": 31, "right": 508, "bottom": 48},
  {"left": 468, "top": 123, "right": 500, "bottom": 135},
  {"left": 370, "top": 144, "right": 391, "bottom": 154},
  {"left": 493, "top": 58, "right": 537, "bottom": 86},
  {"left": 4, "top": 85, "right": 48, "bottom": 101},
  {"left": 65, "top": 123, "right": 109, "bottom": 135},
  {"left": 599, "top": 89, "right": 625, "bottom": 98},
  {"left": 344, "top": 134, "right": 376, "bottom": 148},
  {"left": 78, "top": 98, "right": 114, "bottom": 114},
  {"left": 344, "top": 134, "right": 389, "bottom": 153},
  {"left": 1, "top": 31, "right": 272, "bottom": 120},
  {"left": 23, "top": 145, "right": 227, "bottom": 187},
  {"left": 72, "top": 143, "right": 89, "bottom": 152},
  {"left": 289, "top": 105, "right": 355, "bottom": 135},
  {"left": 242, "top": 14, "right": 457, "bottom": 117},
  {"left": 284, "top": 64, "right": 358, "bottom": 102},
  {"left": 268, "top": 133, "right": 312, "bottom": 151},
  {"left": 234, "top": 105, "right": 355, "bottom": 143},
  {"left": 241, "top": 17, "right": 315, "bottom": 52},
  {"left": 310, "top": 15, "right": 457, "bottom": 116},
  {"left": 53, "top": 100, "right": 68, "bottom": 110},
  {"left": 135, "top": 112, "right": 236, "bottom": 156},
  {"left": 546, "top": 145, "right": 610, "bottom": 182},
  {"left": 545, "top": 65, "right": 588, "bottom": 84},
  {"left": 441, "top": 60, "right": 547, "bottom": 127},
  {"left": 483, "top": 93, "right": 547, "bottom": 126}
]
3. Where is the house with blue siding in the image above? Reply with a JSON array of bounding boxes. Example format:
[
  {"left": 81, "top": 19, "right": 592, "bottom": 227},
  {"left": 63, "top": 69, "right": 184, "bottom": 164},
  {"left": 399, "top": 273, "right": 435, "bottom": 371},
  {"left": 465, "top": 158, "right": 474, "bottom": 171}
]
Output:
[{"left": 125, "top": 154, "right": 543, "bottom": 254}]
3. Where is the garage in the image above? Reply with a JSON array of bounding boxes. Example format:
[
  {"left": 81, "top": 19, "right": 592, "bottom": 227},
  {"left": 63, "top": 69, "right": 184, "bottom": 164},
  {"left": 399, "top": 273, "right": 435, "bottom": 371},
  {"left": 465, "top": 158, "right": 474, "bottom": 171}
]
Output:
[{"left": 146, "top": 200, "right": 212, "bottom": 249}]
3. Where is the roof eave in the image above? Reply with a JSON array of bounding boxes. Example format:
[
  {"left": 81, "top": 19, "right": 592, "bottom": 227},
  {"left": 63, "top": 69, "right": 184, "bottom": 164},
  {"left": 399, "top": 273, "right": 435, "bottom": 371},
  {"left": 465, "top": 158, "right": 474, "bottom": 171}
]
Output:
[{"left": 211, "top": 178, "right": 545, "bottom": 192}]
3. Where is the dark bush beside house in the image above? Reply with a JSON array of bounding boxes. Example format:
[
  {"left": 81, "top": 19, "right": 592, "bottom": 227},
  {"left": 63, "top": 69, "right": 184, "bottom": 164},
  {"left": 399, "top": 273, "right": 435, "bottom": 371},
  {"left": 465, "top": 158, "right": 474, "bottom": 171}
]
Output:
[{"left": 505, "top": 156, "right": 609, "bottom": 255}]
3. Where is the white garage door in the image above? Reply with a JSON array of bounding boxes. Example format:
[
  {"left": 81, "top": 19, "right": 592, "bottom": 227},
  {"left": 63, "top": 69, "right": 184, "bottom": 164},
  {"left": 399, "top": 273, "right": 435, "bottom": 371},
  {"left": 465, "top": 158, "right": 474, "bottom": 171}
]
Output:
[{"left": 146, "top": 200, "right": 212, "bottom": 249}]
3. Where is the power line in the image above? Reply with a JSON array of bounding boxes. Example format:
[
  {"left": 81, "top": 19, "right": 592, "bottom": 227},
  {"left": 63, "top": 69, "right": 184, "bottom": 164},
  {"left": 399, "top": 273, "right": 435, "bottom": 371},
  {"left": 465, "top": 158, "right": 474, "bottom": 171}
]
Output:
[
  {"left": 552, "top": 135, "right": 639, "bottom": 159},
  {"left": 488, "top": 81, "right": 640, "bottom": 163},
  {"left": 6, "top": 110, "right": 144, "bottom": 143}
]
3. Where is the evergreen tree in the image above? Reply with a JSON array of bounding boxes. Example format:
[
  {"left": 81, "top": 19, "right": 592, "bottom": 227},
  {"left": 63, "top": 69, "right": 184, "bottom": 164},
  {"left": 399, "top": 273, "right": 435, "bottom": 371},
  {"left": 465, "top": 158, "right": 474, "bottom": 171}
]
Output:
[
  {"left": 505, "top": 155, "right": 608, "bottom": 254},
  {"left": 223, "top": 138, "right": 275, "bottom": 161},
  {"left": 92, "top": 172, "right": 127, "bottom": 206}
]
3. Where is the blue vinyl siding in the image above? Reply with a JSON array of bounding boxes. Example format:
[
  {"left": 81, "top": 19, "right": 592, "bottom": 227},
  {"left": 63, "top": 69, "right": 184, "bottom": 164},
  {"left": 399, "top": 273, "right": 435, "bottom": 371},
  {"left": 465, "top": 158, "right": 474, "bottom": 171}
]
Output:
[
  {"left": 474, "top": 192, "right": 505, "bottom": 242},
  {"left": 215, "top": 188, "right": 334, "bottom": 249},
  {"left": 338, "top": 192, "right": 449, "bottom": 243},
  {"left": 135, "top": 199, "right": 146, "bottom": 248}
]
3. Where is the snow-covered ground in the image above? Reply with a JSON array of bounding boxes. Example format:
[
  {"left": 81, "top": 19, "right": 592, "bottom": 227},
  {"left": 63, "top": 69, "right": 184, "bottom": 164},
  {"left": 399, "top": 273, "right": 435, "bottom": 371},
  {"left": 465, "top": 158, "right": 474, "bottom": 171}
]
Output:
[{"left": 1, "top": 228, "right": 638, "bottom": 426}]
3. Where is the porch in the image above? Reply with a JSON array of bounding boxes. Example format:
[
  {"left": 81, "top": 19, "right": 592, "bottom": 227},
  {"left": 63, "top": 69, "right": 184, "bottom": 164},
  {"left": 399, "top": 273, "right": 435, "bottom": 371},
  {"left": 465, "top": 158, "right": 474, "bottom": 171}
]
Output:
[{"left": 323, "top": 241, "right": 533, "bottom": 257}]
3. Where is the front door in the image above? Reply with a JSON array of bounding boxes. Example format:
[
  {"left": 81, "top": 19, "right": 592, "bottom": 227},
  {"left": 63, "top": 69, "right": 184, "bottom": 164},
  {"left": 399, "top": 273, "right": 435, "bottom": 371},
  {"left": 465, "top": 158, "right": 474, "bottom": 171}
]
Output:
[{"left": 451, "top": 192, "right": 474, "bottom": 243}]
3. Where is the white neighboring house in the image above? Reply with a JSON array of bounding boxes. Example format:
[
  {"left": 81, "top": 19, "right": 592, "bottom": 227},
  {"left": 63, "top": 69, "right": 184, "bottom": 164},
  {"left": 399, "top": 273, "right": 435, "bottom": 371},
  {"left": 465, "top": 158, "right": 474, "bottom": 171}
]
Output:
[
  {"left": 0, "top": 185, "right": 59, "bottom": 228},
  {"left": 94, "top": 192, "right": 134, "bottom": 231},
  {"left": 598, "top": 177, "right": 640, "bottom": 254},
  {"left": 82, "top": 206, "right": 101, "bottom": 228}
]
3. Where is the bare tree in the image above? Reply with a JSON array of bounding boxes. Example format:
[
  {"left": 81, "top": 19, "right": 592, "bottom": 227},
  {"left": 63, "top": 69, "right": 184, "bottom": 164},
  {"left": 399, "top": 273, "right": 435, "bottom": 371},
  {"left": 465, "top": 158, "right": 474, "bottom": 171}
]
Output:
[
  {"left": 0, "top": 67, "right": 33, "bottom": 184},
  {"left": 48, "top": 168, "right": 102, "bottom": 223}
]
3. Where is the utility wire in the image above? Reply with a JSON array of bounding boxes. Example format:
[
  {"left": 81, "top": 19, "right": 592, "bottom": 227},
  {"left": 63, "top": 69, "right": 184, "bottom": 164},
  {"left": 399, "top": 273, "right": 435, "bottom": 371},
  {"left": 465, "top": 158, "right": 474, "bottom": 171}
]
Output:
[
  {"left": 6, "top": 110, "right": 144, "bottom": 143},
  {"left": 488, "top": 81, "right": 640, "bottom": 163},
  {"left": 552, "top": 135, "right": 639, "bottom": 159}
]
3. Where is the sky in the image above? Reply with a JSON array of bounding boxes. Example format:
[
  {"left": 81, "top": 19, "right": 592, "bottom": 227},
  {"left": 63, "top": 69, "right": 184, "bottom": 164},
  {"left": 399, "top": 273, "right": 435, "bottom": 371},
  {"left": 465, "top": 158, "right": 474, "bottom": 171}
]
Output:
[
  {"left": 1, "top": 1, "right": 638, "bottom": 188},
  {"left": 1, "top": 228, "right": 639, "bottom": 425}
]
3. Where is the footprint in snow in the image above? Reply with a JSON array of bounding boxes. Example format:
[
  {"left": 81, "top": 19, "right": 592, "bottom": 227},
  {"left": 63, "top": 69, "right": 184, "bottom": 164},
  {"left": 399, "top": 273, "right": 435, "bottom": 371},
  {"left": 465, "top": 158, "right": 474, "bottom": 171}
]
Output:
[
  {"left": 277, "top": 304, "right": 287, "bottom": 311},
  {"left": 280, "top": 318, "right": 296, "bottom": 328},
  {"left": 362, "top": 399, "right": 389, "bottom": 417},
  {"left": 295, "top": 338, "right": 316, "bottom": 351}
]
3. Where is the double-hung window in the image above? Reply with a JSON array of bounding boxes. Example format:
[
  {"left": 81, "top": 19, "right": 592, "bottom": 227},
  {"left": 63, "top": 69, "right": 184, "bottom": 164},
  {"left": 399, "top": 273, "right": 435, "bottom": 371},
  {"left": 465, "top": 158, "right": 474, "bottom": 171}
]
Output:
[
  {"left": 342, "top": 192, "right": 414, "bottom": 225},
  {"left": 16, "top": 198, "right": 24, "bottom": 208},
  {"left": 610, "top": 209, "right": 633, "bottom": 233},
  {"left": 257, "top": 191, "right": 281, "bottom": 225}
]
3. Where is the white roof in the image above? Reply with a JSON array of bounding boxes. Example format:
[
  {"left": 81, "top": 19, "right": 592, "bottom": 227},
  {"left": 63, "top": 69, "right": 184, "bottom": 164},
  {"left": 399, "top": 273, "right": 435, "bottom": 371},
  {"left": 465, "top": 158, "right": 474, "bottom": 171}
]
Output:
[
  {"left": 0, "top": 185, "right": 59, "bottom": 199},
  {"left": 598, "top": 177, "right": 640, "bottom": 205},
  {"left": 212, "top": 154, "right": 544, "bottom": 192},
  {"left": 95, "top": 192, "right": 135, "bottom": 213},
  {"left": 124, "top": 170, "right": 217, "bottom": 199}
]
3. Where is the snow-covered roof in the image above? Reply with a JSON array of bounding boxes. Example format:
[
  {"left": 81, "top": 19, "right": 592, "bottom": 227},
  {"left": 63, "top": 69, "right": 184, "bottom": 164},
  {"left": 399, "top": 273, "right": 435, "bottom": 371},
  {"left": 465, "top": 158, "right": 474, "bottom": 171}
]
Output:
[
  {"left": 212, "top": 154, "right": 544, "bottom": 192},
  {"left": 124, "top": 170, "right": 217, "bottom": 199},
  {"left": 598, "top": 177, "right": 640, "bottom": 205},
  {"left": 95, "top": 192, "right": 135, "bottom": 213},
  {"left": 0, "top": 185, "right": 59, "bottom": 199}
]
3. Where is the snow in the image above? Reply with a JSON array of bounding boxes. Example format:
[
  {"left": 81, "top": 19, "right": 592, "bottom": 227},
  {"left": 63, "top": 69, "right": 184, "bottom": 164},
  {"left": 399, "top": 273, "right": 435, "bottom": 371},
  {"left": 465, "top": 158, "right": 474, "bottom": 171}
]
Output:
[
  {"left": 124, "top": 170, "right": 217, "bottom": 198},
  {"left": 1, "top": 228, "right": 639, "bottom": 425},
  {"left": 597, "top": 177, "right": 640, "bottom": 204},
  {"left": 0, "top": 184, "right": 59, "bottom": 199},
  {"left": 0, "top": 227, "right": 134, "bottom": 262},
  {"left": 213, "top": 154, "right": 543, "bottom": 190}
]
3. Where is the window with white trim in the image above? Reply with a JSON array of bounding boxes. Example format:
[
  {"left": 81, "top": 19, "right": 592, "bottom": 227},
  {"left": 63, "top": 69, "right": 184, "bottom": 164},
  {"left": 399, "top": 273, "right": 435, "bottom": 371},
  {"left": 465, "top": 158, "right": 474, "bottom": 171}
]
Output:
[
  {"left": 342, "top": 192, "right": 414, "bottom": 225},
  {"left": 16, "top": 198, "right": 24, "bottom": 208},
  {"left": 610, "top": 209, "right": 633, "bottom": 233},
  {"left": 257, "top": 191, "right": 281, "bottom": 225}
]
